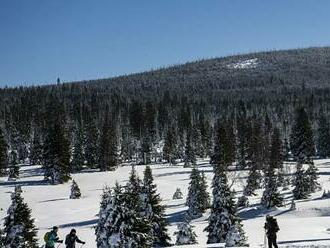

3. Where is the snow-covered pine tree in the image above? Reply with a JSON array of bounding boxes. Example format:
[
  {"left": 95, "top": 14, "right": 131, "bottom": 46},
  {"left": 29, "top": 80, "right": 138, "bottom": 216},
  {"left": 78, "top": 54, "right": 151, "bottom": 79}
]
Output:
[
  {"left": 226, "top": 224, "right": 248, "bottom": 247},
  {"left": 186, "top": 166, "right": 210, "bottom": 218},
  {"left": 3, "top": 186, "right": 38, "bottom": 248},
  {"left": 70, "top": 180, "right": 82, "bottom": 199},
  {"left": 174, "top": 220, "right": 197, "bottom": 245},
  {"left": 95, "top": 186, "right": 112, "bottom": 248},
  {"left": 183, "top": 129, "right": 196, "bottom": 168},
  {"left": 293, "top": 164, "right": 309, "bottom": 199},
  {"left": 84, "top": 116, "right": 99, "bottom": 169},
  {"left": 142, "top": 165, "right": 171, "bottom": 247},
  {"left": 0, "top": 127, "right": 8, "bottom": 176},
  {"left": 0, "top": 227, "right": 4, "bottom": 247},
  {"left": 237, "top": 194, "right": 249, "bottom": 208},
  {"left": 305, "top": 163, "right": 320, "bottom": 193},
  {"left": 95, "top": 183, "right": 152, "bottom": 248},
  {"left": 71, "top": 124, "right": 85, "bottom": 172},
  {"left": 291, "top": 107, "right": 317, "bottom": 199},
  {"left": 163, "top": 127, "right": 177, "bottom": 165},
  {"left": 236, "top": 103, "right": 249, "bottom": 169},
  {"left": 290, "top": 199, "right": 296, "bottom": 210},
  {"left": 8, "top": 165, "right": 19, "bottom": 181},
  {"left": 29, "top": 130, "right": 43, "bottom": 166},
  {"left": 244, "top": 120, "right": 263, "bottom": 196},
  {"left": 173, "top": 188, "right": 183, "bottom": 199},
  {"left": 141, "top": 136, "right": 152, "bottom": 165},
  {"left": 205, "top": 167, "right": 247, "bottom": 245},
  {"left": 99, "top": 115, "right": 118, "bottom": 171},
  {"left": 261, "top": 128, "right": 283, "bottom": 208},
  {"left": 316, "top": 112, "right": 330, "bottom": 158},
  {"left": 43, "top": 98, "right": 71, "bottom": 184}
]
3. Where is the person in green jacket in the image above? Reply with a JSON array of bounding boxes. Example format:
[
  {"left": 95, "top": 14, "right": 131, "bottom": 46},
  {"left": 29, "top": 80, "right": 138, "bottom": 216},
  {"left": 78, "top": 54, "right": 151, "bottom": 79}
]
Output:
[{"left": 45, "top": 226, "right": 64, "bottom": 248}]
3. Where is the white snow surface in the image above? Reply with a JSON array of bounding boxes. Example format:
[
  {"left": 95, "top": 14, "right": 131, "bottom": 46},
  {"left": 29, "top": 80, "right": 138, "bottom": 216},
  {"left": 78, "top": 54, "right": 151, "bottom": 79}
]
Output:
[
  {"left": 227, "top": 58, "right": 259, "bottom": 69},
  {"left": 1, "top": 159, "right": 330, "bottom": 247}
]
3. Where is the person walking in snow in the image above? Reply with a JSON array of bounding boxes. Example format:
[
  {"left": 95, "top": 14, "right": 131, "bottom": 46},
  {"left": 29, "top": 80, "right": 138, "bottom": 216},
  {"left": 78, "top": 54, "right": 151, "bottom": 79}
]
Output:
[
  {"left": 65, "top": 229, "right": 86, "bottom": 248},
  {"left": 264, "top": 215, "right": 279, "bottom": 248},
  {"left": 44, "top": 226, "right": 64, "bottom": 248}
]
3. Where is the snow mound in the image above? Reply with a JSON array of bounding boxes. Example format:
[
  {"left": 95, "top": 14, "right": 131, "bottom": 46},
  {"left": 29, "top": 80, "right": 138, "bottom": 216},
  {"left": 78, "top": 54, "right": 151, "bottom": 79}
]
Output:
[{"left": 227, "top": 58, "right": 259, "bottom": 69}]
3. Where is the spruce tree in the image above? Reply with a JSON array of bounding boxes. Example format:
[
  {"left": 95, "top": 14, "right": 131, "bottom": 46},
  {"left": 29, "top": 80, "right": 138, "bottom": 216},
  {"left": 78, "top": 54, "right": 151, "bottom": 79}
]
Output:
[
  {"left": 142, "top": 166, "right": 171, "bottom": 246},
  {"left": 70, "top": 180, "right": 82, "bottom": 199},
  {"left": 0, "top": 127, "right": 8, "bottom": 176},
  {"left": 186, "top": 166, "right": 210, "bottom": 218},
  {"left": 244, "top": 120, "right": 263, "bottom": 196},
  {"left": 99, "top": 116, "right": 118, "bottom": 171},
  {"left": 183, "top": 129, "right": 196, "bottom": 168},
  {"left": 95, "top": 186, "right": 112, "bottom": 248},
  {"left": 141, "top": 136, "right": 152, "bottom": 165},
  {"left": 163, "top": 127, "right": 177, "bottom": 165},
  {"left": 29, "top": 131, "right": 43, "bottom": 166},
  {"left": 71, "top": 125, "right": 85, "bottom": 172},
  {"left": 316, "top": 112, "right": 330, "bottom": 158},
  {"left": 95, "top": 183, "right": 152, "bottom": 248},
  {"left": 8, "top": 165, "right": 19, "bottom": 181},
  {"left": 3, "top": 187, "right": 38, "bottom": 248},
  {"left": 261, "top": 128, "right": 283, "bottom": 208},
  {"left": 291, "top": 107, "right": 318, "bottom": 199},
  {"left": 205, "top": 167, "right": 246, "bottom": 245},
  {"left": 173, "top": 188, "right": 183, "bottom": 199},
  {"left": 84, "top": 117, "right": 99, "bottom": 168},
  {"left": 174, "top": 220, "right": 197, "bottom": 245},
  {"left": 43, "top": 98, "right": 71, "bottom": 184}
]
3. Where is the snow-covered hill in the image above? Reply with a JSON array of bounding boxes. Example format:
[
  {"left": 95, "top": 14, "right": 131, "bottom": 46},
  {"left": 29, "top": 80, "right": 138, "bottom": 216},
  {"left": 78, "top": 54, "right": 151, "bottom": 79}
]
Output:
[{"left": 1, "top": 160, "right": 330, "bottom": 247}]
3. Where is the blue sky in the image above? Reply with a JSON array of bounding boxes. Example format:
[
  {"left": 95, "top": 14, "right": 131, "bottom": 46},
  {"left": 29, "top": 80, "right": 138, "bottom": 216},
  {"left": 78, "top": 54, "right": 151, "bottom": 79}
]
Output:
[{"left": 1, "top": 1, "right": 330, "bottom": 86}]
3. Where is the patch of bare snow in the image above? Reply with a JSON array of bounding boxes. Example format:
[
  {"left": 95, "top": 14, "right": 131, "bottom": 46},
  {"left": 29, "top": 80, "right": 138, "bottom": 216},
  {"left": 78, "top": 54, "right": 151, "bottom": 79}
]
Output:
[{"left": 227, "top": 58, "right": 259, "bottom": 69}]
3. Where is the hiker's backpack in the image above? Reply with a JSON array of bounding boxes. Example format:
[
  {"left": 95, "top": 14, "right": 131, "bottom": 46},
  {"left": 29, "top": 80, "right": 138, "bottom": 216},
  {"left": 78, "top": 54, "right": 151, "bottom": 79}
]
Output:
[{"left": 44, "top": 232, "right": 51, "bottom": 243}]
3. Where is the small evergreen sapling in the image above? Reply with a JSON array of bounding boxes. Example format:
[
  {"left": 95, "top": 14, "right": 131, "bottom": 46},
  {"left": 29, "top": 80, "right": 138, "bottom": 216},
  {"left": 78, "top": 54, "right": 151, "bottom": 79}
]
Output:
[
  {"left": 173, "top": 188, "right": 183, "bottom": 199},
  {"left": 174, "top": 220, "right": 197, "bottom": 245},
  {"left": 8, "top": 166, "right": 19, "bottom": 181},
  {"left": 70, "top": 180, "right": 82, "bottom": 199}
]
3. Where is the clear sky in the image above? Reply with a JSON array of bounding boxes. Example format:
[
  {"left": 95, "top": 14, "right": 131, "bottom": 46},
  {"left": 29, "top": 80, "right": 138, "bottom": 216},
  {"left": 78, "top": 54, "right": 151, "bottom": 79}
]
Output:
[{"left": 1, "top": 1, "right": 330, "bottom": 86}]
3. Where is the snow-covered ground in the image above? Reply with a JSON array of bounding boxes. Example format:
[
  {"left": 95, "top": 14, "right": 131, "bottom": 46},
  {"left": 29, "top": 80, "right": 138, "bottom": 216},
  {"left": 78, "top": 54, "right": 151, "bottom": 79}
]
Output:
[
  {"left": 227, "top": 58, "right": 259, "bottom": 69},
  {"left": 1, "top": 160, "right": 330, "bottom": 247}
]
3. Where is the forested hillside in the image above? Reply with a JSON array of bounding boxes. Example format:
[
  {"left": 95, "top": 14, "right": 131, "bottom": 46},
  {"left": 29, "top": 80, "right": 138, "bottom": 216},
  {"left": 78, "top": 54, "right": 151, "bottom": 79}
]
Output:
[{"left": 1, "top": 47, "right": 330, "bottom": 180}]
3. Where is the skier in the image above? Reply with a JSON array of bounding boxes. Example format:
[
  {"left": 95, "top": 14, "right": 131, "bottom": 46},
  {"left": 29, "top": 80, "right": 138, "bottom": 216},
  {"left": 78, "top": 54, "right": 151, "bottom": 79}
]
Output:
[
  {"left": 44, "top": 226, "right": 64, "bottom": 248},
  {"left": 264, "top": 215, "right": 279, "bottom": 248},
  {"left": 65, "top": 229, "right": 86, "bottom": 248}
]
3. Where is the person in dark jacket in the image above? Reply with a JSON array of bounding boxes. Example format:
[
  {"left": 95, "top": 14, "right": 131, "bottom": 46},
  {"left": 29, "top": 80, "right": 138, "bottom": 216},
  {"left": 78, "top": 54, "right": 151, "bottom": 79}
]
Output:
[
  {"left": 45, "top": 226, "right": 63, "bottom": 248},
  {"left": 264, "top": 215, "right": 280, "bottom": 248},
  {"left": 65, "top": 229, "right": 85, "bottom": 248}
]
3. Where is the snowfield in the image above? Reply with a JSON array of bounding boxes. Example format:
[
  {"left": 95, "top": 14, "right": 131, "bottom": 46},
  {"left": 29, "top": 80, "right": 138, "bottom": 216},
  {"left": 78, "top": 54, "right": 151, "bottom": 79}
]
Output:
[
  {"left": 226, "top": 58, "right": 259, "bottom": 69},
  {"left": 2, "top": 159, "right": 330, "bottom": 247}
]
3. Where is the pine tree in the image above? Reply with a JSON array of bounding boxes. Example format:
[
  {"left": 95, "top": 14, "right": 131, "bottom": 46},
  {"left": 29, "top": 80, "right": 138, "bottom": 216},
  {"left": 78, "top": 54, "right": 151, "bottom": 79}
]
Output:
[
  {"left": 0, "top": 127, "right": 8, "bottom": 176},
  {"left": 173, "top": 188, "right": 183, "bottom": 199},
  {"left": 293, "top": 164, "right": 309, "bottom": 199},
  {"left": 291, "top": 107, "right": 318, "bottom": 199},
  {"left": 163, "top": 128, "right": 177, "bottom": 165},
  {"left": 8, "top": 165, "right": 19, "bottom": 181},
  {"left": 3, "top": 187, "right": 38, "bottom": 248},
  {"left": 95, "top": 186, "right": 112, "bottom": 248},
  {"left": 142, "top": 166, "right": 171, "bottom": 246},
  {"left": 316, "top": 112, "right": 330, "bottom": 158},
  {"left": 99, "top": 116, "right": 118, "bottom": 171},
  {"left": 174, "top": 220, "right": 197, "bottom": 245},
  {"left": 84, "top": 118, "right": 99, "bottom": 168},
  {"left": 205, "top": 168, "right": 247, "bottom": 245},
  {"left": 70, "top": 180, "right": 82, "bottom": 199},
  {"left": 290, "top": 107, "right": 315, "bottom": 164},
  {"left": 43, "top": 98, "right": 71, "bottom": 184},
  {"left": 261, "top": 128, "right": 283, "bottom": 208},
  {"left": 71, "top": 125, "right": 85, "bottom": 172},
  {"left": 29, "top": 131, "right": 43, "bottom": 166},
  {"left": 244, "top": 120, "right": 263, "bottom": 196},
  {"left": 186, "top": 166, "right": 210, "bottom": 218},
  {"left": 183, "top": 129, "right": 196, "bottom": 168},
  {"left": 95, "top": 183, "right": 152, "bottom": 248},
  {"left": 141, "top": 136, "right": 152, "bottom": 165}
]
